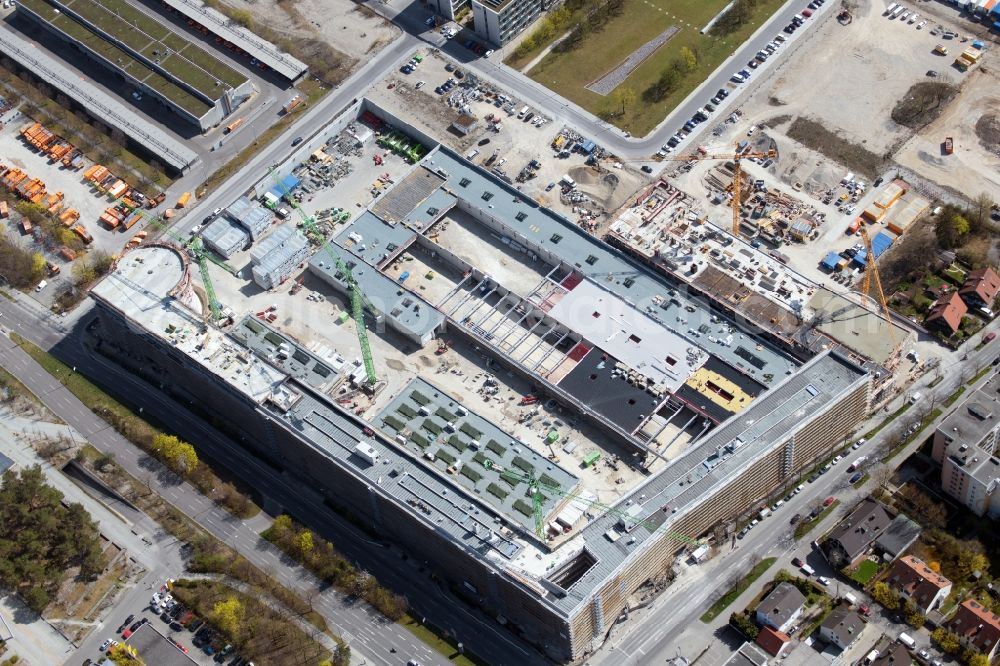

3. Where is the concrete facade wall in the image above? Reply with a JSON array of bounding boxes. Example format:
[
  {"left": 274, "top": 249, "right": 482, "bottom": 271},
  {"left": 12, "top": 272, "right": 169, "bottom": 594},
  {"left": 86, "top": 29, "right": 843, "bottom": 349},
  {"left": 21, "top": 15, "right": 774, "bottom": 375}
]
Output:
[{"left": 472, "top": 0, "right": 545, "bottom": 45}]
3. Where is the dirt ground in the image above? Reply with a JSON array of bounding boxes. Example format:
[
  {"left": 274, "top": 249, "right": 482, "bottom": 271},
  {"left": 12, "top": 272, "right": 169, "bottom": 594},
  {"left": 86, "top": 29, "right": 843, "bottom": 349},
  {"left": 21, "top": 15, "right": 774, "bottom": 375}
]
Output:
[
  {"left": 894, "top": 66, "right": 1000, "bottom": 198},
  {"left": 368, "top": 49, "right": 650, "bottom": 221},
  {"left": 217, "top": 0, "right": 398, "bottom": 64}
]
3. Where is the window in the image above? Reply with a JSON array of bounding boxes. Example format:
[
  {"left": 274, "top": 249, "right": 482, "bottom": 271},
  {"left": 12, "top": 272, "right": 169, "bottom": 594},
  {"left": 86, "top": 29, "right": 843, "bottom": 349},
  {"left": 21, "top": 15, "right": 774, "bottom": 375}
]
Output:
[
  {"left": 665, "top": 356, "right": 676, "bottom": 366},
  {"left": 515, "top": 211, "right": 527, "bottom": 222},
  {"left": 459, "top": 178, "right": 471, "bottom": 188},
  {"left": 623, "top": 277, "right": 635, "bottom": 288},
  {"left": 550, "top": 233, "right": 562, "bottom": 244},
  {"left": 586, "top": 255, "right": 598, "bottom": 265},
  {"left": 592, "top": 311, "right": 601, "bottom": 318},
  {"left": 482, "top": 191, "right": 494, "bottom": 201},
  {"left": 628, "top": 334, "right": 641, "bottom": 344}
]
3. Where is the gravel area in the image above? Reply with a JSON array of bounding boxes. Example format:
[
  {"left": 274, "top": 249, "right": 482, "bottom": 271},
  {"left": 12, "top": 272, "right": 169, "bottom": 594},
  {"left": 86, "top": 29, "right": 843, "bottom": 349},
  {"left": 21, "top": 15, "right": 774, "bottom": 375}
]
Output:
[{"left": 586, "top": 25, "right": 678, "bottom": 95}]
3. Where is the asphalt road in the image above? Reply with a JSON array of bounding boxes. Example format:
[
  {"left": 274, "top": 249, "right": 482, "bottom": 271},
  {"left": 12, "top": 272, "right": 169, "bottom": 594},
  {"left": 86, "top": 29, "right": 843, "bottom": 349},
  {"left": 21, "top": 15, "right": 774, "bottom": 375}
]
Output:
[
  {"left": 592, "top": 333, "right": 999, "bottom": 665},
  {"left": 0, "top": 293, "right": 541, "bottom": 666},
  {"left": 367, "top": 0, "right": 835, "bottom": 157}
]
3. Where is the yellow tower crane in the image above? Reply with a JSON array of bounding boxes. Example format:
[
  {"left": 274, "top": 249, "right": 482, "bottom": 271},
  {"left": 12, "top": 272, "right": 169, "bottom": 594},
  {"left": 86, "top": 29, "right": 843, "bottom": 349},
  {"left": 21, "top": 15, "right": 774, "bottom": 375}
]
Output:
[
  {"left": 668, "top": 144, "right": 777, "bottom": 238},
  {"left": 858, "top": 225, "right": 896, "bottom": 348}
]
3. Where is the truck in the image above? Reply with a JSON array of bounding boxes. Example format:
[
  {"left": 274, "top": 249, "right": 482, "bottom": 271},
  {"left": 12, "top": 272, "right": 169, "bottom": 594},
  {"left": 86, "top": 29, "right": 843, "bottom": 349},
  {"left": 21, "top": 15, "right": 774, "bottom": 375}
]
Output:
[
  {"left": 146, "top": 192, "right": 166, "bottom": 209},
  {"left": 943, "top": 137, "right": 954, "bottom": 154},
  {"left": 72, "top": 224, "right": 93, "bottom": 244},
  {"left": 176, "top": 192, "right": 192, "bottom": 208},
  {"left": 847, "top": 455, "right": 868, "bottom": 472},
  {"left": 283, "top": 95, "right": 303, "bottom": 114},
  {"left": 59, "top": 246, "right": 78, "bottom": 262},
  {"left": 224, "top": 118, "right": 243, "bottom": 133},
  {"left": 890, "top": 5, "right": 905, "bottom": 17}
]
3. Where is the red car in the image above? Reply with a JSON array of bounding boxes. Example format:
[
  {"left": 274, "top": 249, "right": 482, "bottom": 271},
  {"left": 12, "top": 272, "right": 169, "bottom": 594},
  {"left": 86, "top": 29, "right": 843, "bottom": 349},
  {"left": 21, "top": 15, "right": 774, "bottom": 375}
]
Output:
[
  {"left": 792, "top": 557, "right": 804, "bottom": 567},
  {"left": 175, "top": 641, "right": 188, "bottom": 653},
  {"left": 823, "top": 496, "right": 835, "bottom": 506}
]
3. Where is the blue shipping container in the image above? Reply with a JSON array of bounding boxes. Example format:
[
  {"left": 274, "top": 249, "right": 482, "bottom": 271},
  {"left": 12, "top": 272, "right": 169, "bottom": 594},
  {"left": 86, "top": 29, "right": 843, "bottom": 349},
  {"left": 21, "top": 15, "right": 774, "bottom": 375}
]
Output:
[
  {"left": 821, "top": 251, "right": 841, "bottom": 271},
  {"left": 853, "top": 232, "right": 894, "bottom": 267},
  {"left": 268, "top": 174, "right": 301, "bottom": 201}
]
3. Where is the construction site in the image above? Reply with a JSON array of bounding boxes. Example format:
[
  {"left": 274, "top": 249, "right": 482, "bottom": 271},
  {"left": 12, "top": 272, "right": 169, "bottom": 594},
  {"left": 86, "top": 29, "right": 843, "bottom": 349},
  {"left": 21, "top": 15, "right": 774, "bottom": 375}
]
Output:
[{"left": 86, "top": 94, "right": 879, "bottom": 662}]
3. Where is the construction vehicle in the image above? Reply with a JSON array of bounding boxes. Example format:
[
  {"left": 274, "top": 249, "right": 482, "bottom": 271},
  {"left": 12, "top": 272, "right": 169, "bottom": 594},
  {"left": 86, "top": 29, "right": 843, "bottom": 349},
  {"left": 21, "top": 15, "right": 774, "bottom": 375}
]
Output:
[
  {"left": 48, "top": 141, "right": 72, "bottom": 162},
  {"left": 283, "top": 95, "right": 303, "bottom": 114},
  {"left": 59, "top": 246, "right": 78, "bottom": 262},
  {"left": 858, "top": 226, "right": 897, "bottom": 351},
  {"left": 289, "top": 274, "right": 305, "bottom": 295},
  {"left": 483, "top": 459, "right": 703, "bottom": 544},
  {"left": 72, "top": 224, "right": 93, "bottom": 244},
  {"left": 107, "top": 180, "right": 129, "bottom": 199},
  {"left": 45, "top": 191, "right": 64, "bottom": 214},
  {"left": 669, "top": 143, "right": 778, "bottom": 237},
  {"left": 943, "top": 137, "right": 954, "bottom": 155},
  {"left": 224, "top": 118, "right": 243, "bottom": 133},
  {"left": 147, "top": 192, "right": 166, "bottom": 209},
  {"left": 519, "top": 394, "right": 539, "bottom": 406},
  {"left": 59, "top": 208, "right": 80, "bottom": 227},
  {"left": 177, "top": 191, "right": 192, "bottom": 208},
  {"left": 268, "top": 167, "right": 378, "bottom": 385},
  {"left": 435, "top": 339, "right": 449, "bottom": 355}
]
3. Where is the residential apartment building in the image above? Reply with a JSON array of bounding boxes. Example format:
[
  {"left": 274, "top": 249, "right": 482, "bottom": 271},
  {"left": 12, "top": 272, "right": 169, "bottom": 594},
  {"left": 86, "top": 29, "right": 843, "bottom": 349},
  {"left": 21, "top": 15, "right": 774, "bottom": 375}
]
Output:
[
  {"left": 948, "top": 599, "right": 1000, "bottom": 660},
  {"left": 932, "top": 373, "right": 1000, "bottom": 517},
  {"left": 472, "top": 0, "right": 546, "bottom": 45},
  {"left": 886, "top": 555, "right": 952, "bottom": 614},
  {"left": 820, "top": 498, "right": 893, "bottom": 569},
  {"left": 819, "top": 607, "right": 866, "bottom": 650},
  {"left": 754, "top": 582, "right": 805, "bottom": 633}
]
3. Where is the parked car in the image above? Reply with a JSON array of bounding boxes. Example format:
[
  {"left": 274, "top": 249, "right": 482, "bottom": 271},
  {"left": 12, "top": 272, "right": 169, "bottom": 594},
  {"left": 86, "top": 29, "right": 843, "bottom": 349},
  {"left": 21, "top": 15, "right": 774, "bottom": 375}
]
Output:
[
  {"left": 849, "top": 472, "right": 863, "bottom": 484},
  {"left": 823, "top": 496, "right": 835, "bottom": 506},
  {"left": 792, "top": 556, "right": 804, "bottom": 567},
  {"left": 818, "top": 576, "right": 831, "bottom": 586},
  {"left": 641, "top": 165, "right": 653, "bottom": 173}
]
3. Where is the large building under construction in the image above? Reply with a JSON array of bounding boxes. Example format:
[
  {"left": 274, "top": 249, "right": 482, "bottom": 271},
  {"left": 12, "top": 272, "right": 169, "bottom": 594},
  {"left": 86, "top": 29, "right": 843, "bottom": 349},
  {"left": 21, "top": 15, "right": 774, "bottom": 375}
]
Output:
[{"left": 91, "top": 127, "right": 872, "bottom": 661}]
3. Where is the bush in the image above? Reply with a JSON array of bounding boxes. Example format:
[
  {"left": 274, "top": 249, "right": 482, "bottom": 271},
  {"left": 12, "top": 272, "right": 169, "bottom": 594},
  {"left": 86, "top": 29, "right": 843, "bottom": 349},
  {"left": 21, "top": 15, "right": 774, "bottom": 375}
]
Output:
[
  {"left": 729, "top": 611, "right": 759, "bottom": 639},
  {"left": 713, "top": 0, "right": 760, "bottom": 35}
]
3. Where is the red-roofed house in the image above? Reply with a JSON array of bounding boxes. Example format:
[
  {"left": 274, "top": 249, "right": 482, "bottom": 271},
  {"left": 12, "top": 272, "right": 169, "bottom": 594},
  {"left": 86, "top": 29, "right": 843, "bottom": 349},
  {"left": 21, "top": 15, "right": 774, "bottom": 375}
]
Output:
[
  {"left": 947, "top": 599, "right": 1000, "bottom": 660},
  {"left": 960, "top": 267, "right": 1000, "bottom": 313},
  {"left": 926, "top": 292, "right": 968, "bottom": 336},
  {"left": 756, "top": 625, "right": 791, "bottom": 658},
  {"left": 886, "top": 555, "right": 952, "bottom": 613}
]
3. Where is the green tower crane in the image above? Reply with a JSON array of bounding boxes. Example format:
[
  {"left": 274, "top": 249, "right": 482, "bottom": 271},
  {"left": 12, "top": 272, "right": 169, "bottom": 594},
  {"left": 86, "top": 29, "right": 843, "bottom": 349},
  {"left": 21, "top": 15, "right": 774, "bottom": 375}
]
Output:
[{"left": 267, "top": 168, "right": 377, "bottom": 385}]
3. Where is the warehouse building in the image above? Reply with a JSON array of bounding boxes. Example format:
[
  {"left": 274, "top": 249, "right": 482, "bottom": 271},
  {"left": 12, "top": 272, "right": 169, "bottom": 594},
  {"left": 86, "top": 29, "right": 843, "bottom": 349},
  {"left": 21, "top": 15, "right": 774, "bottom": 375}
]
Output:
[
  {"left": 159, "top": 0, "right": 307, "bottom": 82},
  {"left": 15, "top": 0, "right": 253, "bottom": 130},
  {"left": 0, "top": 25, "right": 198, "bottom": 172}
]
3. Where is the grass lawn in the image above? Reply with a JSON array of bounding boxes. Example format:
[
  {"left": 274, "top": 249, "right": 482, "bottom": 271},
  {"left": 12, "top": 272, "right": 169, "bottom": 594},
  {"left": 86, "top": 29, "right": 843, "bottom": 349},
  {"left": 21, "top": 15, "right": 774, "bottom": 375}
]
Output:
[
  {"left": 794, "top": 500, "right": 840, "bottom": 540},
  {"left": 845, "top": 559, "right": 880, "bottom": 586},
  {"left": 514, "top": 0, "right": 786, "bottom": 135},
  {"left": 401, "top": 616, "right": 485, "bottom": 666},
  {"left": 862, "top": 402, "right": 912, "bottom": 440},
  {"left": 943, "top": 385, "right": 966, "bottom": 408},
  {"left": 969, "top": 366, "right": 993, "bottom": 385},
  {"left": 700, "top": 557, "right": 777, "bottom": 622}
]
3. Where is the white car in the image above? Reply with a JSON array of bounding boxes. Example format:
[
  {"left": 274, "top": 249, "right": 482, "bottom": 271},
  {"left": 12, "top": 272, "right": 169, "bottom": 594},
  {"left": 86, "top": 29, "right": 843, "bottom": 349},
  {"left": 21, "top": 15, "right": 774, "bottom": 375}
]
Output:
[
  {"left": 818, "top": 576, "right": 831, "bottom": 586},
  {"left": 100, "top": 638, "right": 118, "bottom": 652}
]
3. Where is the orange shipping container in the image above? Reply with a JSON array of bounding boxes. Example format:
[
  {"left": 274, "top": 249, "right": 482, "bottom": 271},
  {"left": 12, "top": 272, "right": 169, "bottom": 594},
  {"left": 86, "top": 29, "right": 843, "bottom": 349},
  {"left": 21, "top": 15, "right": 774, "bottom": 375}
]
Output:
[
  {"left": 122, "top": 211, "right": 142, "bottom": 230},
  {"left": 59, "top": 246, "right": 78, "bottom": 262},
  {"left": 100, "top": 213, "right": 120, "bottom": 229},
  {"left": 83, "top": 165, "right": 100, "bottom": 180},
  {"left": 107, "top": 180, "right": 128, "bottom": 198}
]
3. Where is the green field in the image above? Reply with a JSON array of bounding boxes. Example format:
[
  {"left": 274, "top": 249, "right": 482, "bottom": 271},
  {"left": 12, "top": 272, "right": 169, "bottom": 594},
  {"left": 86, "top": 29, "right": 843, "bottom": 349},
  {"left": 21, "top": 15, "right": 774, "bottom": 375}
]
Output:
[{"left": 509, "top": 0, "right": 786, "bottom": 136}]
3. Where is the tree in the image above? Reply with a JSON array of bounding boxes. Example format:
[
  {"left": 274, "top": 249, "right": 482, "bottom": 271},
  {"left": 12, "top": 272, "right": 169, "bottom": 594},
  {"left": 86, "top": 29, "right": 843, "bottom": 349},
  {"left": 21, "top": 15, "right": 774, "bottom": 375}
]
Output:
[
  {"left": 729, "top": 611, "right": 760, "bottom": 639},
  {"left": 272, "top": 514, "right": 293, "bottom": 535},
  {"left": 680, "top": 46, "right": 697, "bottom": 72},
  {"left": 151, "top": 434, "right": 199, "bottom": 476},
  {"left": 212, "top": 597, "right": 244, "bottom": 635},
  {"left": 614, "top": 87, "right": 636, "bottom": 117},
  {"left": 935, "top": 212, "right": 970, "bottom": 249},
  {"left": 969, "top": 192, "right": 994, "bottom": 234},
  {"left": 903, "top": 600, "right": 925, "bottom": 629},
  {"left": 298, "top": 530, "right": 314, "bottom": 557},
  {"left": 107, "top": 643, "right": 145, "bottom": 665},
  {"left": 871, "top": 581, "right": 899, "bottom": 610},
  {"left": 932, "top": 627, "right": 961, "bottom": 654},
  {"left": 964, "top": 649, "right": 988, "bottom": 666}
]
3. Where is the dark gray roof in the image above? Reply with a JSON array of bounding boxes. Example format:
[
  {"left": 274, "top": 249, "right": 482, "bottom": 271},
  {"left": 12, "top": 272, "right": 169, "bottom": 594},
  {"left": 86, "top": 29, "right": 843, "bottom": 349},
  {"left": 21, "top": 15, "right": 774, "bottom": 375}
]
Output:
[
  {"left": 755, "top": 582, "right": 805, "bottom": 627},
  {"left": 872, "top": 642, "right": 913, "bottom": 666},
  {"left": 875, "top": 514, "right": 921, "bottom": 558},
  {"left": 821, "top": 606, "right": 865, "bottom": 646},
  {"left": 936, "top": 372, "right": 1000, "bottom": 450},
  {"left": 0, "top": 451, "right": 13, "bottom": 475},
  {"left": 334, "top": 211, "right": 418, "bottom": 268},
  {"left": 825, "top": 498, "right": 893, "bottom": 562}
]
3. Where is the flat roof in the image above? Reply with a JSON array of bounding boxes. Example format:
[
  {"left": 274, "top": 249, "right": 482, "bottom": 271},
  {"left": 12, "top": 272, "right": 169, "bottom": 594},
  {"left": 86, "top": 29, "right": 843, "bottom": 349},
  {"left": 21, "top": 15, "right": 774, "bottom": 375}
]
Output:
[
  {"left": 61, "top": 0, "right": 247, "bottom": 91},
  {"left": 0, "top": 25, "right": 198, "bottom": 170},
  {"left": 234, "top": 316, "right": 350, "bottom": 391},
  {"left": 309, "top": 244, "right": 445, "bottom": 340},
  {"left": 422, "top": 149, "right": 799, "bottom": 387},
  {"left": 524, "top": 350, "right": 868, "bottom": 614},
  {"left": 370, "top": 168, "right": 445, "bottom": 225},
  {"left": 335, "top": 211, "right": 418, "bottom": 268},
  {"left": 375, "top": 377, "right": 580, "bottom": 532},
  {"left": 806, "top": 288, "right": 908, "bottom": 365},
  {"left": 937, "top": 372, "right": 1000, "bottom": 449},
  {"left": 556, "top": 348, "right": 663, "bottom": 433},
  {"left": 125, "top": 624, "right": 196, "bottom": 666},
  {"left": 160, "top": 0, "right": 308, "bottom": 81},
  {"left": 546, "top": 280, "right": 707, "bottom": 393},
  {"left": 92, "top": 246, "right": 286, "bottom": 403},
  {"left": 15, "top": 0, "right": 213, "bottom": 117}
]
